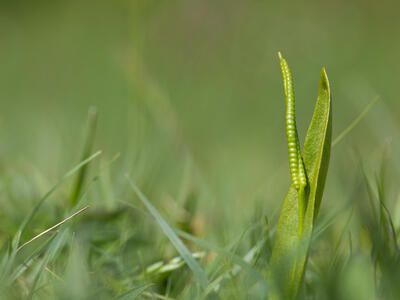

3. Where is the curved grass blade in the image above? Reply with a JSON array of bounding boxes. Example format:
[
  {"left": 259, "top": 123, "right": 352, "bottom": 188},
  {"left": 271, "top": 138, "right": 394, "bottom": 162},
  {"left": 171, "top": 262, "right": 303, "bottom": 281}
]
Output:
[
  {"left": 199, "top": 274, "right": 226, "bottom": 300},
  {"left": 17, "top": 206, "right": 89, "bottom": 252},
  {"left": 176, "top": 228, "right": 268, "bottom": 289},
  {"left": 269, "top": 67, "right": 332, "bottom": 299},
  {"left": 117, "top": 283, "right": 154, "bottom": 299},
  {"left": 0, "top": 231, "right": 21, "bottom": 283},
  {"left": 19, "top": 150, "right": 101, "bottom": 234},
  {"left": 9, "top": 233, "right": 57, "bottom": 284},
  {"left": 69, "top": 107, "right": 98, "bottom": 207},
  {"left": 27, "top": 228, "right": 71, "bottom": 299},
  {"left": 332, "top": 96, "right": 379, "bottom": 146},
  {"left": 126, "top": 175, "right": 209, "bottom": 290}
]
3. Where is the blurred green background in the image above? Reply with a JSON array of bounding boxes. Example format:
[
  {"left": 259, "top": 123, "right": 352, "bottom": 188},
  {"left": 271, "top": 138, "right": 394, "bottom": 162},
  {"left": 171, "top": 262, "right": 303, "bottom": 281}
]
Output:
[{"left": 1, "top": 0, "right": 400, "bottom": 240}]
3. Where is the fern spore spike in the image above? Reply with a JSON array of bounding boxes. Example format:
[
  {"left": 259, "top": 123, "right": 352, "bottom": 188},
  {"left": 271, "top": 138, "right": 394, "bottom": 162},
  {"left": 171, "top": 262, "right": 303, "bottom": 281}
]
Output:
[{"left": 278, "top": 52, "right": 308, "bottom": 232}]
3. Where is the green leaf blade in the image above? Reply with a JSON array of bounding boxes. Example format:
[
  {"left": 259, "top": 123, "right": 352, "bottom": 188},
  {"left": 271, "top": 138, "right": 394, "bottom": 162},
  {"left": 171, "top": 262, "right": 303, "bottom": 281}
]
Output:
[
  {"left": 302, "top": 67, "right": 332, "bottom": 219},
  {"left": 126, "top": 176, "right": 209, "bottom": 290}
]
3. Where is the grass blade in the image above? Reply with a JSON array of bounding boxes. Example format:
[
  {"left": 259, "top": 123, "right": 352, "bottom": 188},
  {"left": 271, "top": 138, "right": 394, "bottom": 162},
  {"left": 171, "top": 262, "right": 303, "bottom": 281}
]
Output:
[
  {"left": 126, "top": 175, "right": 209, "bottom": 290},
  {"left": 27, "top": 229, "right": 71, "bottom": 299},
  {"left": 69, "top": 107, "right": 98, "bottom": 207},
  {"left": 17, "top": 206, "right": 89, "bottom": 252},
  {"left": 332, "top": 96, "right": 379, "bottom": 146},
  {"left": 18, "top": 150, "right": 101, "bottom": 234},
  {"left": 176, "top": 228, "right": 267, "bottom": 288},
  {"left": 117, "top": 284, "right": 154, "bottom": 299}
]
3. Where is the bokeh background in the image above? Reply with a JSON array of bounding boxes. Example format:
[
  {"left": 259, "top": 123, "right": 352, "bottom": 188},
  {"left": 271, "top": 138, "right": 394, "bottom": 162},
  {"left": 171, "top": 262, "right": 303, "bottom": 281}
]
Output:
[{"left": 1, "top": 0, "right": 400, "bottom": 278}]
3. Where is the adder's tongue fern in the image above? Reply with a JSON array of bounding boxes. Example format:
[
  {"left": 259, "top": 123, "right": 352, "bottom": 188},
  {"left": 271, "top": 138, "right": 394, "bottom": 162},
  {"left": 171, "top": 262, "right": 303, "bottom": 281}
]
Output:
[
  {"left": 278, "top": 52, "right": 308, "bottom": 234},
  {"left": 269, "top": 52, "right": 332, "bottom": 300}
]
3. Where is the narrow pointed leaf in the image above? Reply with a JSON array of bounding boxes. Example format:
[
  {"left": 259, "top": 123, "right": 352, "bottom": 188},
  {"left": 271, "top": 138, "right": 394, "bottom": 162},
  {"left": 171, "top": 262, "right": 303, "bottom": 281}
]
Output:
[
  {"left": 126, "top": 176, "right": 209, "bottom": 290},
  {"left": 70, "top": 107, "right": 98, "bottom": 207}
]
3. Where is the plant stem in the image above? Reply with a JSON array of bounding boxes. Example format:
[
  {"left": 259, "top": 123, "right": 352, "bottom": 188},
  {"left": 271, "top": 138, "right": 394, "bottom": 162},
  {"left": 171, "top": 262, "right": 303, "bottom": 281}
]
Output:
[{"left": 298, "top": 187, "right": 305, "bottom": 237}]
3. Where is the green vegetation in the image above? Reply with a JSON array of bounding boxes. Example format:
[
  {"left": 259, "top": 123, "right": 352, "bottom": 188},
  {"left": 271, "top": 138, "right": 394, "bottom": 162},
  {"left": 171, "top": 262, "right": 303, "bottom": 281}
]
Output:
[
  {"left": 1, "top": 1, "right": 400, "bottom": 299},
  {"left": 269, "top": 53, "right": 332, "bottom": 299}
]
